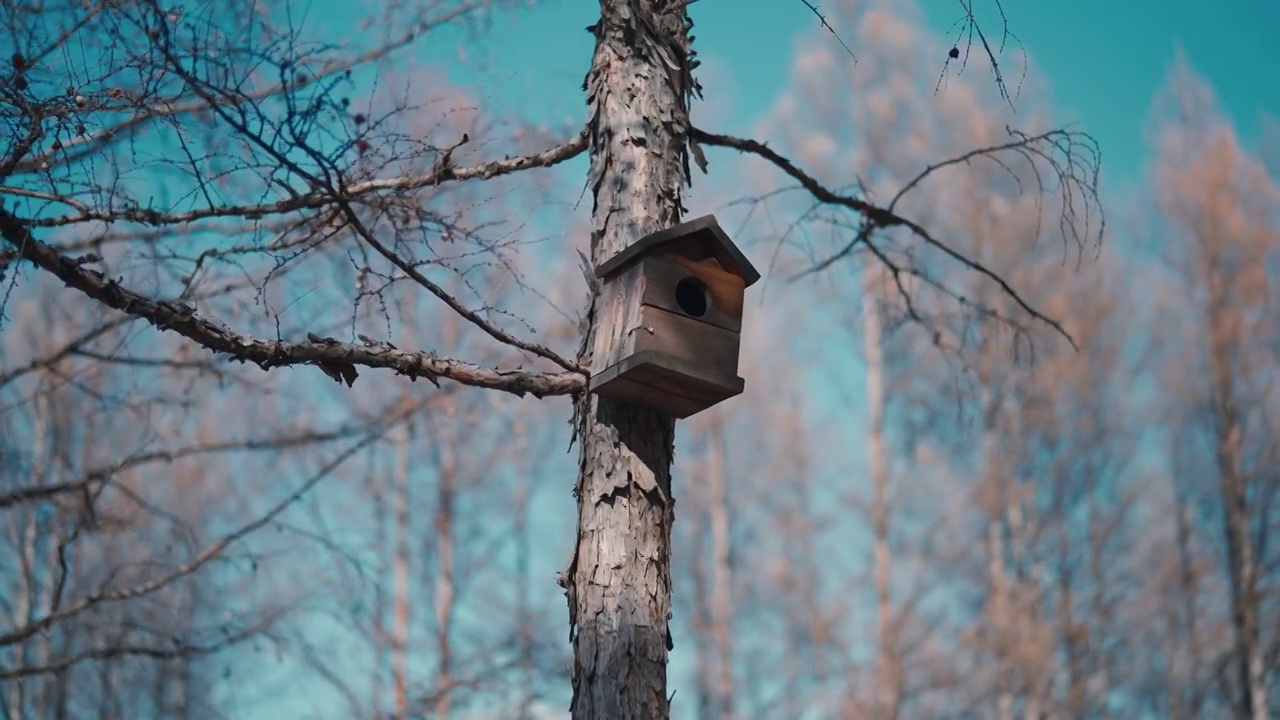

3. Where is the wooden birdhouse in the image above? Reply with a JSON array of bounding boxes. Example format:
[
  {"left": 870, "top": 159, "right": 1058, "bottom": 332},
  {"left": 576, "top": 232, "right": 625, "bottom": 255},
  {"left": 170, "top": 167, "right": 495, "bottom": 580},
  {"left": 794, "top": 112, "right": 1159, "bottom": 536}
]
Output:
[{"left": 588, "top": 214, "right": 761, "bottom": 418}]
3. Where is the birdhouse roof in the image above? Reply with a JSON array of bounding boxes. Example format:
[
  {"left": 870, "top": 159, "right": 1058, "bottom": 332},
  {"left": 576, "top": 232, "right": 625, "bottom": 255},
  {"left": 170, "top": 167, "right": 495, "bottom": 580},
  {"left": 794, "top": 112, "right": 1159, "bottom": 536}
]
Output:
[{"left": 594, "top": 214, "right": 761, "bottom": 287}]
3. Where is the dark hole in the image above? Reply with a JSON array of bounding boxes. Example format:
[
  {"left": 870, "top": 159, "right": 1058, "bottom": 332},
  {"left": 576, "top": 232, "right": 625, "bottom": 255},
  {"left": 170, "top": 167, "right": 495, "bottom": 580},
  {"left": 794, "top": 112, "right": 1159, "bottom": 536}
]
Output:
[{"left": 675, "top": 277, "right": 709, "bottom": 318}]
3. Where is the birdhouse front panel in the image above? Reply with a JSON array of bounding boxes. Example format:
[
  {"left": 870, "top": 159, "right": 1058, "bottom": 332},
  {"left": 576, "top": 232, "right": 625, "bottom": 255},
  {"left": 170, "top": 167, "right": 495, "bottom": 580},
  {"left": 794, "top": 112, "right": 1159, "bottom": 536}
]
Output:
[
  {"left": 635, "top": 255, "right": 744, "bottom": 332},
  {"left": 588, "top": 215, "right": 759, "bottom": 418}
]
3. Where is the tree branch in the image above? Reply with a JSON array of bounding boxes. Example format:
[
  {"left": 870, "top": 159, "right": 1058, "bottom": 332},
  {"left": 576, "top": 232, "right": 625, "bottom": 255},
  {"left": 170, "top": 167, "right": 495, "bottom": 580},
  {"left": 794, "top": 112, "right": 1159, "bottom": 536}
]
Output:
[
  {"left": 0, "top": 612, "right": 282, "bottom": 681},
  {"left": 9, "top": 0, "right": 500, "bottom": 174},
  {"left": 0, "top": 316, "right": 135, "bottom": 388},
  {"left": 691, "top": 125, "right": 1103, "bottom": 347},
  {"left": 0, "top": 209, "right": 585, "bottom": 397},
  {"left": 0, "top": 422, "right": 401, "bottom": 509},
  {"left": 21, "top": 132, "right": 589, "bottom": 229},
  {"left": 0, "top": 420, "right": 395, "bottom": 649},
  {"left": 334, "top": 190, "right": 583, "bottom": 373}
]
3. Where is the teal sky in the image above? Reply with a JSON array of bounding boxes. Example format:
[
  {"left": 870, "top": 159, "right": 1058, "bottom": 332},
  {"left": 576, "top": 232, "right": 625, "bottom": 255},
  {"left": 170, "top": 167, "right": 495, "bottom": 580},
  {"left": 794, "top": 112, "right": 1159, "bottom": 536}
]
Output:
[{"left": 406, "top": 0, "right": 1278, "bottom": 190}]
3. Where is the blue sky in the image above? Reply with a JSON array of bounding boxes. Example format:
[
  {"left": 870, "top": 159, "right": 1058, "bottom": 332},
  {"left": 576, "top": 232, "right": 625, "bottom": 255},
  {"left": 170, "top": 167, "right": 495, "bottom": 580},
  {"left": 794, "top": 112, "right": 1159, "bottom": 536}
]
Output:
[{"left": 421, "top": 0, "right": 1279, "bottom": 190}]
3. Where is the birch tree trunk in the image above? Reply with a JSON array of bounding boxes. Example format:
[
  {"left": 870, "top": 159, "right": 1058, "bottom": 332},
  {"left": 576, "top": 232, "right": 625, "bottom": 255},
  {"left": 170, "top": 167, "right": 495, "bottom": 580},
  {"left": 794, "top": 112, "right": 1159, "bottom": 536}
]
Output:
[
  {"left": 1171, "top": 475, "right": 1205, "bottom": 720},
  {"left": 371, "top": 488, "right": 387, "bottom": 716},
  {"left": 706, "top": 415, "right": 735, "bottom": 720},
  {"left": 512, "top": 417, "right": 536, "bottom": 718},
  {"left": 1205, "top": 268, "right": 1268, "bottom": 720},
  {"left": 862, "top": 262, "right": 900, "bottom": 720},
  {"left": 566, "top": 2, "right": 699, "bottom": 718},
  {"left": 392, "top": 418, "right": 412, "bottom": 719},
  {"left": 980, "top": 382, "right": 1016, "bottom": 720},
  {"left": 433, "top": 316, "right": 460, "bottom": 720}
]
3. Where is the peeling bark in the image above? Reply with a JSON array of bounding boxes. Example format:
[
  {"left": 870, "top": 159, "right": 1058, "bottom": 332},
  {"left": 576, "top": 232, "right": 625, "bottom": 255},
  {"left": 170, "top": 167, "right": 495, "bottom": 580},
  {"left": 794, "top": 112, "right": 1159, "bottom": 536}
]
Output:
[{"left": 566, "top": 2, "right": 700, "bottom": 718}]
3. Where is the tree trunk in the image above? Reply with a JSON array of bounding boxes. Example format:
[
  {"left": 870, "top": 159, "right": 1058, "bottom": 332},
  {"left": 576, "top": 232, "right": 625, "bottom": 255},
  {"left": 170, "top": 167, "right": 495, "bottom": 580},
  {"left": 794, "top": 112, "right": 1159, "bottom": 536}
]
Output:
[
  {"left": 433, "top": 317, "right": 459, "bottom": 720},
  {"left": 1205, "top": 271, "right": 1268, "bottom": 720},
  {"left": 433, "top": 396, "right": 457, "bottom": 720},
  {"left": 392, "top": 418, "right": 412, "bottom": 720},
  {"left": 512, "top": 417, "right": 536, "bottom": 718},
  {"left": 371, "top": 484, "right": 387, "bottom": 717},
  {"left": 567, "top": 3, "right": 699, "bottom": 718},
  {"left": 980, "top": 383, "right": 1015, "bottom": 720},
  {"left": 706, "top": 415, "right": 735, "bottom": 720},
  {"left": 863, "top": 263, "right": 900, "bottom": 720},
  {"left": 1172, "top": 452, "right": 1205, "bottom": 720}
]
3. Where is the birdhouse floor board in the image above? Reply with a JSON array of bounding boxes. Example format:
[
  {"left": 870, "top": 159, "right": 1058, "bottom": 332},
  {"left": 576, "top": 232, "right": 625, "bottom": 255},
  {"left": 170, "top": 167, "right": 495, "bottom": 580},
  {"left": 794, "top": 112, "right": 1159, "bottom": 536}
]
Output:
[
  {"left": 590, "top": 351, "right": 744, "bottom": 419},
  {"left": 591, "top": 375, "right": 706, "bottom": 419}
]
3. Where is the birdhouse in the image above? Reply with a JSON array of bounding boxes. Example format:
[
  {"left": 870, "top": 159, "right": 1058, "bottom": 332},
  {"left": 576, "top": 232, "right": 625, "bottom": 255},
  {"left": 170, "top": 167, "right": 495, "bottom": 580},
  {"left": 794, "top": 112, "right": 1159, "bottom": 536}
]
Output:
[{"left": 588, "top": 214, "right": 760, "bottom": 418}]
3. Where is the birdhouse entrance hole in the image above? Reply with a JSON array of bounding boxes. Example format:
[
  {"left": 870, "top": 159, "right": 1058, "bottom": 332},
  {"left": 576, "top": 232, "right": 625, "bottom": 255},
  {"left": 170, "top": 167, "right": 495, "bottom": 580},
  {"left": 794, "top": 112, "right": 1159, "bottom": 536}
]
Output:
[{"left": 675, "top": 277, "right": 709, "bottom": 318}]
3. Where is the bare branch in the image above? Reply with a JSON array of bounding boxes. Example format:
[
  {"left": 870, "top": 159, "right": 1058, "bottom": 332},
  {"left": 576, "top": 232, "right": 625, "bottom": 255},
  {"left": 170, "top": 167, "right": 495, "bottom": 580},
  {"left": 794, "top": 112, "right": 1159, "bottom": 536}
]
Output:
[
  {"left": 796, "top": 0, "right": 857, "bottom": 63},
  {"left": 0, "top": 422, "right": 402, "bottom": 509},
  {"left": 0, "top": 417, "right": 394, "bottom": 649},
  {"left": 0, "top": 315, "right": 135, "bottom": 388},
  {"left": 9, "top": 0, "right": 500, "bottom": 175},
  {"left": 0, "top": 612, "right": 282, "bottom": 681},
  {"left": 691, "top": 125, "right": 1104, "bottom": 347},
  {"left": 334, "top": 189, "right": 582, "bottom": 373},
  {"left": 21, "top": 132, "right": 588, "bottom": 229},
  {"left": 0, "top": 208, "right": 585, "bottom": 397}
]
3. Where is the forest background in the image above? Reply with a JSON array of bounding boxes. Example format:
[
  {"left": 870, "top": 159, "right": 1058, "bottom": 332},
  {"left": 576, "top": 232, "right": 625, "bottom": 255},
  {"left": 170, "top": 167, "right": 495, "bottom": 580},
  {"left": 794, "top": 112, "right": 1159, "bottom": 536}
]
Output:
[{"left": 1, "top": 0, "right": 1278, "bottom": 718}]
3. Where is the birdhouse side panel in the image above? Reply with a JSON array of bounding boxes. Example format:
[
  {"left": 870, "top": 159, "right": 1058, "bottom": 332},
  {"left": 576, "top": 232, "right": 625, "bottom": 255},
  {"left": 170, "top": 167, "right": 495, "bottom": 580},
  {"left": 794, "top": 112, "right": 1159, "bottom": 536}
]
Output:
[
  {"left": 588, "top": 264, "right": 647, "bottom": 376},
  {"left": 638, "top": 256, "right": 745, "bottom": 333}
]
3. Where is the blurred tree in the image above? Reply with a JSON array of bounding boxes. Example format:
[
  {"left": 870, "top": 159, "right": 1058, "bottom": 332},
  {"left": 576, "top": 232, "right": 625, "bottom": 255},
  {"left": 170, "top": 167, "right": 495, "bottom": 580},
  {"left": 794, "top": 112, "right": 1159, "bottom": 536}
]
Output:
[{"left": 1149, "top": 58, "right": 1279, "bottom": 720}]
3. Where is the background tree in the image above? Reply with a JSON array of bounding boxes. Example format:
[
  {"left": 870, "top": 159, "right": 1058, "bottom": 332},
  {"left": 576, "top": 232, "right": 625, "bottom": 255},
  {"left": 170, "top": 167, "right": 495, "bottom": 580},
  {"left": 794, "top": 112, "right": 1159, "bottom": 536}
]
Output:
[{"left": 1147, "top": 58, "right": 1279, "bottom": 720}]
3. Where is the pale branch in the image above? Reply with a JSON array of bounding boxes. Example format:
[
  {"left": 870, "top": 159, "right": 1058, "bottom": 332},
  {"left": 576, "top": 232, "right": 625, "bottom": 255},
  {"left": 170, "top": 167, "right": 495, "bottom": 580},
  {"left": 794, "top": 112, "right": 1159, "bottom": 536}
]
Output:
[
  {"left": 691, "top": 126, "right": 1102, "bottom": 347},
  {"left": 150, "top": 45, "right": 584, "bottom": 375},
  {"left": 335, "top": 194, "right": 583, "bottom": 373},
  {"left": 796, "top": 0, "right": 857, "bottom": 62},
  {"left": 9, "top": 0, "right": 497, "bottom": 174},
  {"left": 0, "top": 209, "right": 585, "bottom": 397},
  {"left": 0, "top": 185, "right": 93, "bottom": 213},
  {"left": 19, "top": 132, "right": 589, "bottom": 229},
  {"left": 941, "top": 0, "right": 1025, "bottom": 107},
  {"left": 66, "top": 348, "right": 235, "bottom": 373},
  {"left": 0, "top": 315, "right": 136, "bottom": 388},
  {"left": 0, "top": 419, "right": 398, "bottom": 650},
  {"left": 0, "top": 612, "right": 283, "bottom": 681},
  {"left": 0, "top": 423, "right": 399, "bottom": 509}
]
